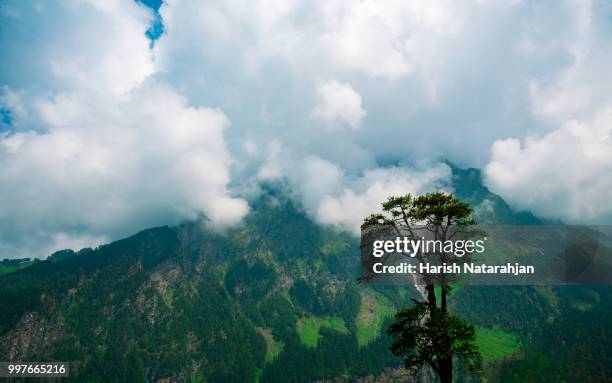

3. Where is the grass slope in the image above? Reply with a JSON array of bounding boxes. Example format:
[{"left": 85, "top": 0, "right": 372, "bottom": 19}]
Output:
[
  {"left": 356, "top": 289, "right": 395, "bottom": 347},
  {"left": 296, "top": 316, "right": 348, "bottom": 348},
  {"left": 476, "top": 328, "right": 520, "bottom": 364},
  {"left": 0, "top": 261, "right": 36, "bottom": 276},
  {"left": 256, "top": 327, "right": 285, "bottom": 363}
]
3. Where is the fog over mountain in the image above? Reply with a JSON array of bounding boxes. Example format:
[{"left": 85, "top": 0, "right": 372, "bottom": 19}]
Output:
[{"left": 1, "top": 0, "right": 612, "bottom": 258}]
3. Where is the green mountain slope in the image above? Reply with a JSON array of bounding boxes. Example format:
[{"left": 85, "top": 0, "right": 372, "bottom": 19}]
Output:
[
  {"left": 0, "top": 167, "right": 610, "bottom": 382},
  {"left": 0, "top": 195, "right": 420, "bottom": 382}
]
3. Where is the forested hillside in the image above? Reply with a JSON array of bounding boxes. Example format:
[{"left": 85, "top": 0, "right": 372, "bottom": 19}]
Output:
[
  {"left": 0, "top": 168, "right": 610, "bottom": 382},
  {"left": 0, "top": 192, "right": 414, "bottom": 382}
]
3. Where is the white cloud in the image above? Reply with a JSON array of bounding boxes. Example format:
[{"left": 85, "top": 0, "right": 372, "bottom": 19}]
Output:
[
  {"left": 484, "top": 3, "right": 612, "bottom": 224},
  {"left": 3, "top": 0, "right": 612, "bottom": 259},
  {"left": 0, "top": 0, "right": 248, "bottom": 258},
  {"left": 485, "top": 109, "right": 612, "bottom": 223},
  {"left": 0, "top": 0, "right": 154, "bottom": 95},
  {"left": 250, "top": 145, "right": 451, "bottom": 233},
  {"left": 153, "top": 0, "right": 589, "bottom": 171},
  {"left": 47, "top": 232, "right": 108, "bottom": 257},
  {"left": 312, "top": 80, "right": 366, "bottom": 129},
  {"left": 317, "top": 164, "right": 452, "bottom": 233},
  {"left": 155, "top": 0, "right": 451, "bottom": 80},
  {"left": 316, "top": 0, "right": 414, "bottom": 79},
  {"left": 242, "top": 140, "right": 258, "bottom": 157},
  {"left": 256, "top": 140, "right": 289, "bottom": 181},
  {"left": 528, "top": 39, "right": 612, "bottom": 124},
  {"left": 0, "top": 82, "right": 249, "bottom": 257},
  {"left": 300, "top": 156, "right": 345, "bottom": 209},
  {"left": 48, "top": 0, "right": 155, "bottom": 95}
]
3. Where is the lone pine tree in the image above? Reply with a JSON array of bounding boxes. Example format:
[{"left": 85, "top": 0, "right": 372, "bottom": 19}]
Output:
[{"left": 362, "top": 192, "right": 481, "bottom": 383}]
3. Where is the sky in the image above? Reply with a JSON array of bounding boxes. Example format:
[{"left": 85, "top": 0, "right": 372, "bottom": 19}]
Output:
[{"left": 1, "top": 0, "right": 611, "bottom": 258}]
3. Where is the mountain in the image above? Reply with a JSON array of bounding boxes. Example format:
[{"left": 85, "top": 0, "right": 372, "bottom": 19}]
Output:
[
  {"left": 0, "top": 167, "right": 610, "bottom": 382},
  {"left": 449, "top": 164, "right": 545, "bottom": 225},
  {"left": 0, "top": 193, "right": 412, "bottom": 382}
]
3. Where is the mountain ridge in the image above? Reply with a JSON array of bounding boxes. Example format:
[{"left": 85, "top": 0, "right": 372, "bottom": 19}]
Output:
[{"left": 0, "top": 166, "right": 609, "bottom": 382}]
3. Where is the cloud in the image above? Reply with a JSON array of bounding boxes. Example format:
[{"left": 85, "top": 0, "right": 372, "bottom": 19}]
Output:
[
  {"left": 312, "top": 80, "right": 366, "bottom": 129},
  {"left": 152, "top": 0, "right": 612, "bottom": 228},
  {"left": 316, "top": 164, "right": 452, "bottom": 233},
  {"left": 0, "top": 0, "right": 154, "bottom": 95},
  {"left": 0, "top": 81, "right": 248, "bottom": 257},
  {"left": 251, "top": 144, "right": 451, "bottom": 232},
  {"left": 2, "top": 0, "right": 612, "bottom": 258},
  {"left": 0, "top": 0, "right": 247, "bottom": 258},
  {"left": 485, "top": 109, "right": 612, "bottom": 223},
  {"left": 485, "top": 3, "right": 612, "bottom": 224},
  {"left": 153, "top": 0, "right": 598, "bottom": 172},
  {"left": 256, "top": 140, "right": 289, "bottom": 182},
  {"left": 154, "top": 0, "right": 450, "bottom": 79}
]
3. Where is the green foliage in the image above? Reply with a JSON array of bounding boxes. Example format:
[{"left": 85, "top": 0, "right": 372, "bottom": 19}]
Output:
[
  {"left": 0, "top": 258, "right": 36, "bottom": 276},
  {"left": 290, "top": 279, "right": 325, "bottom": 315},
  {"left": 0, "top": 198, "right": 409, "bottom": 382},
  {"left": 453, "top": 285, "right": 612, "bottom": 382},
  {"left": 355, "top": 289, "right": 395, "bottom": 347},
  {"left": 475, "top": 328, "right": 519, "bottom": 364},
  {"left": 363, "top": 192, "right": 475, "bottom": 229},
  {"left": 320, "top": 241, "right": 347, "bottom": 255},
  {"left": 296, "top": 316, "right": 348, "bottom": 348},
  {"left": 387, "top": 303, "right": 480, "bottom": 378},
  {"left": 364, "top": 192, "right": 481, "bottom": 383},
  {"left": 1, "top": 186, "right": 610, "bottom": 382},
  {"left": 225, "top": 258, "right": 277, "bottom": 301},
  {"left": 257, "top": 328, "right": 284, "bottom": 363}
]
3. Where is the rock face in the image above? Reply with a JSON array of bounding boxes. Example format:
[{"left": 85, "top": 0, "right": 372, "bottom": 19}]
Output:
[
  {"left": 315, "top": 367, "right": 438, "bottom": 383},
  {"left": 0, "top": 311, "right": 65, "bottom": 360}
]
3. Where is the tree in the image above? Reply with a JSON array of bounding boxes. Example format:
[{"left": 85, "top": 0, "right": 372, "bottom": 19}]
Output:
[{"left": 362, "top": 192, "right": 481, "bottom": 383}]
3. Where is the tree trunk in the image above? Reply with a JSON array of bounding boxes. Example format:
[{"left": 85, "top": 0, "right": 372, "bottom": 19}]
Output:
[
  {"left": 426, "top": 284, "right": 436, "bottom": 314},
  {"left": 439, "top": 284, "right": 451, "bottom": 383},
  {"left": 439, "top": 357, "right": 453, "bottom": 383},
  {"left": 441, "top": 284, "right": 447, "bottom": 313}
]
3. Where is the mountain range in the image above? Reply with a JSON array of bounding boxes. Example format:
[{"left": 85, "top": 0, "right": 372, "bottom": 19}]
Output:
[{"left": 0, "top": 166, "right": 610, "bottom": 382}]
